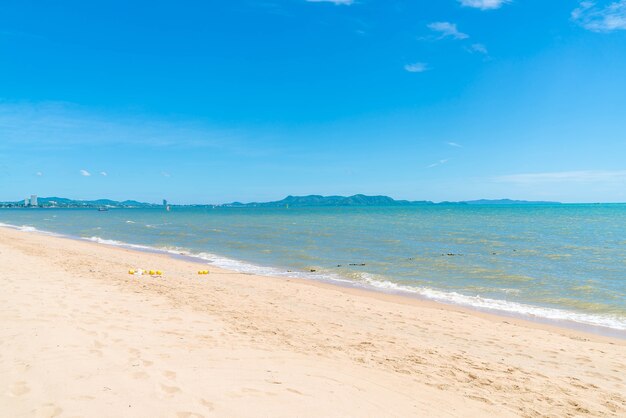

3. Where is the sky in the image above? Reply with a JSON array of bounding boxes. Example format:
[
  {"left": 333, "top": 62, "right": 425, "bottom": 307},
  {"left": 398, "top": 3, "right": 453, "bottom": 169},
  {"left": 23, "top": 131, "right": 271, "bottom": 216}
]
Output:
[{"left": 1, "top": 0, "right": 626, "bottom": 204}]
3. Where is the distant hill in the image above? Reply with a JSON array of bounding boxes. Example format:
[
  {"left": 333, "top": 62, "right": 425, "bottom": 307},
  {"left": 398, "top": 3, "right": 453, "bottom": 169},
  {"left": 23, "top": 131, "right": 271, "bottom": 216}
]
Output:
[
  {"left": 463, "top": 199, "right": 561, "bottom": 205},
  {"left": 223, "top": 194, "right": 436, "bottom": 208},
  {"left": 221, "top": 195, "right": 562, "bottom": 207}
]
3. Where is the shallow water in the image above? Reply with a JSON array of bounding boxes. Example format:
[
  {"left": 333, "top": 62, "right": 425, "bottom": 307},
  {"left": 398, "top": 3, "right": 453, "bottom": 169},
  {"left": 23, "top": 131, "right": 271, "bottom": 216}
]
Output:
[{"left": 1, "top": 204, "right": 625, "bottom": 330}]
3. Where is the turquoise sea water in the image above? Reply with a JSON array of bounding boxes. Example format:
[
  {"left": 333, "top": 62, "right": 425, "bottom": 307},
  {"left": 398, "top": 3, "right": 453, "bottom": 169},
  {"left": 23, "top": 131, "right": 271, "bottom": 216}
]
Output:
[{"left": 1, "top": 205, "right": 625, "bottom": 332}]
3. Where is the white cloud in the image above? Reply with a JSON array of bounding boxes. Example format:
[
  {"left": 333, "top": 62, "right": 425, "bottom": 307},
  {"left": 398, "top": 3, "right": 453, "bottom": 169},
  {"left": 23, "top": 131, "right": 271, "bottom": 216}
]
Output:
[
  {"left": 446, "top": 142, "right": 463, "bottom": 148},
  {"left": 306, "top": 0, "right": 354, "bottom": 5},
  {"left": 404, "top": 62, "right": 429, "bottom": 73},
  {"left": 572, "top": 1, "right": 626, "bottom": 32},
  {"left": 458, "top": 0, "right": 510, "bottom": 10},
  {"left": 100, "top": 171, "right": 107, "bottom": 176},
  {"left": 161, "top": 171, "right": 171, "bottom": 177},
  {"left": 80, "top": 169, "right": 91, "bottom": 177},
  {"left": 468, "top": 43, "right": 488, "bottom": 54},
  {"left": 427, "top": 159, "right": 449, "bottom": 168},
  {"left": 427, "top": 22, "right": 469, "bottom": 39},
  {"left": 36, "top": 171, "right": 43, "bottom": 176},
  {"left": 494, "top": 170, "right": 626, "bottom": 184}
]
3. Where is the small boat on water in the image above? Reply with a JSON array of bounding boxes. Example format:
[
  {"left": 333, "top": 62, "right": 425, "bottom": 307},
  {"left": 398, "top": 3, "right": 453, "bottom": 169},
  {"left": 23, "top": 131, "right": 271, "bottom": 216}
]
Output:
[{"left": 98, "top": 207, "right": 108, "bottom": 212}]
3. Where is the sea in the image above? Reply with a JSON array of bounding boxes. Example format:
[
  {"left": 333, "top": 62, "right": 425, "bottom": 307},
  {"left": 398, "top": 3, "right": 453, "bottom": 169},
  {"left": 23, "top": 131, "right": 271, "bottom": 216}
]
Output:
[{"left": 1, "top": 205, "right": 625, "bottom": 335}]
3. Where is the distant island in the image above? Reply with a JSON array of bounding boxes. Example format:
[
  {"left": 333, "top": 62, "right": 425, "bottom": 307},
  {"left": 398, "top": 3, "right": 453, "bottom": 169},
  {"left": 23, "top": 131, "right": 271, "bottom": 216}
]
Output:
[
  {"left": 0, "top": 194, "right": 562, "bottom": 209},
  {"left": 223, "top": 195, "right": 561, "bottom": 207}
]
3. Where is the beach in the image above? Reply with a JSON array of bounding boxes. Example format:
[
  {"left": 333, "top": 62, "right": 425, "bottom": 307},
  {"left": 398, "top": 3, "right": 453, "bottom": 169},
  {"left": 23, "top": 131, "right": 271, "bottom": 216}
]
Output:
[{"left": 1, "top": 226, "right": 625, "bottom": 417}]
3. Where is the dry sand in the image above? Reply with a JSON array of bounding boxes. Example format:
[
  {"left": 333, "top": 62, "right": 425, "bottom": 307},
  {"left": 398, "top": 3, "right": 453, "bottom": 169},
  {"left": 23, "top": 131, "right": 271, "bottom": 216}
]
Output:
[{"left": 1, "top": 226, "right": 625, "bottom": 417}]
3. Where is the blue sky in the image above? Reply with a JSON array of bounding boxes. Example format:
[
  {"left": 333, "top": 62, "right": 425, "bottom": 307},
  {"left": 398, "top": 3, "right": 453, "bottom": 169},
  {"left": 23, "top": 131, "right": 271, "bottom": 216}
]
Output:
[{"left": 1, "top": 0, "right": 626, "bottom": 203}]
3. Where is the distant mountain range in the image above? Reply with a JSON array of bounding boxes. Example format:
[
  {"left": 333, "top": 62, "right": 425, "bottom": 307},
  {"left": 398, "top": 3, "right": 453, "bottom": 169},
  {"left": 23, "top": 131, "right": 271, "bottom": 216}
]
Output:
[
  {"left": 0, "top": 194, "right": 562, "bottom": 209},
  {"left": 225, "top": 194, "right": 431, "bottom": 207},
  {"left": 462, "top": 199, "right": 561, "bottom": 205},
  {"left": 220, "top": 195, "right": 561, "bottom": 207}
]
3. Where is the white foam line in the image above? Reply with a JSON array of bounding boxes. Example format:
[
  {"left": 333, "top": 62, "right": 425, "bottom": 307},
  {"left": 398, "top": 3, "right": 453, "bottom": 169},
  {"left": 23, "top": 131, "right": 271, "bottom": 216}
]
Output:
[
  {"left": 85, "top": 236, "right": 159, "bottom": 251},
  {"left": 357, "top": 273, "right": 626, "bottom": 331},
  {"left": 0, "top": 222, "right": 63, "bottom": 237}
]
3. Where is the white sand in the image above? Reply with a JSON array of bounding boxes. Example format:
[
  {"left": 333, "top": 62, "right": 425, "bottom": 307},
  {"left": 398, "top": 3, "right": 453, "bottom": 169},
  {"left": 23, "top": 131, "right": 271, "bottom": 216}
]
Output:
[{"left": 1, "top": 226, "right": 625, "bottom": 417}]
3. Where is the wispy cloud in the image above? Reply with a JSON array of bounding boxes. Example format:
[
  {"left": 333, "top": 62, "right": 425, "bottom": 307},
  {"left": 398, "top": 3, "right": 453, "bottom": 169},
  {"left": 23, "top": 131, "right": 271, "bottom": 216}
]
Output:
[
  {"left": 404, "top": 62, "right": 429, "bottom": 73},
  {"left": 494, "top": 170, "right": 626, "bottom": 184},
  {"left": 458, "top": 0, "right": 510, "bottom": 10},
  {"left": 572, "top": 1, "right": 626, "bottom": 32},
  {"left": 80, "top": 169, "right": 91, "bottom": 177},
  {"left": 446, "top": 142, "right": 463, "bottom": 148},
  {"left": 427, "top": 159, "right": 449, "bottom": 168},
  {"left": 161, "top": 171, "right": 171, "bottom": 178},
  {"left": 306, "top": 0, "right": 354, "bottom": 5},
  {"left": 100, "top": 171, "right": 108, "bottom": 176},
  {"left": 36, "top": 171, "right": 43, "bottom": 176},
  {"left": 468, "top": 43, "right": 488, "bottom": 55},
  {"left": 427, "top": 22, "right": 469, "bottom": 39}
]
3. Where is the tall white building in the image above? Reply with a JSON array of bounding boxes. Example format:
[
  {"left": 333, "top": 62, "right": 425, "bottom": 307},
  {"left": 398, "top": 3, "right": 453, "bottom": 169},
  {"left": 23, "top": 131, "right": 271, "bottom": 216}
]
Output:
[{"left": 30, "top": 195, "right": 38, "bottom": 206}]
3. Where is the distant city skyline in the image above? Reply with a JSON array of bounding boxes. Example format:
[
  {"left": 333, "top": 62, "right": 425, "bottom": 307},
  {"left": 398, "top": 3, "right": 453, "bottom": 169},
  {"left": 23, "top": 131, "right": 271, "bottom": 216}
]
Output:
[{"left": 1, "top": 1, "right": 626, "bottom": 203}]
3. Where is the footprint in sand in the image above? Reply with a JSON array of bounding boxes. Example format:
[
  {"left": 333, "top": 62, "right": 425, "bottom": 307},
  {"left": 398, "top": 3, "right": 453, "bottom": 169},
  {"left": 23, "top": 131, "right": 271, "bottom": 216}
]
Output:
[
  {"left": 9, "top": 381, "right": 30, "bottom": 397},
  {"left": 5, "top": 358, "right": 26, "bottom": 374},
  {"left": 33, "top": 403, "right": 62, "bottom": 418},
  {"left": 163, "top": 370, "right": 177, "bottom": 380},
  {"left": 160, "top": 384, "right": 181, "bottom": 395},
  {"left": 199, "top": 398, "right": 215, "bottom": 410},
  {"left": 132, "top": 371, "right": 150, "bottom": 380},
  {"left": 89, "top": 349, "right": 103, "bottom": 357}
]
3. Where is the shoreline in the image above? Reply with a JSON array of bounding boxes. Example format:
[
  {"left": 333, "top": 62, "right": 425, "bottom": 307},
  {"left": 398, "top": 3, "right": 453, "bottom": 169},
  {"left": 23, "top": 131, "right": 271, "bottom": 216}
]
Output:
[
  {"left": 1, "top": 222, "right": 624, "bottom": 339},
  {"left": 1, "top": 225, "right": 625, "bottom": 416},
  {"left": 140, "top": 243, "right": 626, "bottom": 342}
]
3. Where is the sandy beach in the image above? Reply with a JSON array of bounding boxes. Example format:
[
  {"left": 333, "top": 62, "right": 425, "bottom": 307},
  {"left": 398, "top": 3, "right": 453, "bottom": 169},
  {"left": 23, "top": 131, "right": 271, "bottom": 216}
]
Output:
[{"left": 1, "top": 226, "right": 625, "bottom": 417}]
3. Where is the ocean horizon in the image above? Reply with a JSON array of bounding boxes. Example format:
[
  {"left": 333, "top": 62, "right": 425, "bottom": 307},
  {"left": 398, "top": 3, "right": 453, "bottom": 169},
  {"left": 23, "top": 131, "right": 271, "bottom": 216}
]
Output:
[{"left": 2, "top": 204, "right": 625, "bottom": 333}]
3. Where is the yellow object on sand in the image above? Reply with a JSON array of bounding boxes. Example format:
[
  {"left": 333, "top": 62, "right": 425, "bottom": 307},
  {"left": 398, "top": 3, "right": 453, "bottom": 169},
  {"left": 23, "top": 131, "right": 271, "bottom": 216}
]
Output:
[{"left": 128, "top": 269, "right": 135, "bottom": 275}]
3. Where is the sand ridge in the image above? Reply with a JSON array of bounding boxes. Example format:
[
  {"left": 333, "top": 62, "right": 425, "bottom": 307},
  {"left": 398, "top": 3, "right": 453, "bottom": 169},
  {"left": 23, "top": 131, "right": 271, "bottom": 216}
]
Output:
[{"left": 1, "top": 226, "right": 625, "bottom": 417}]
